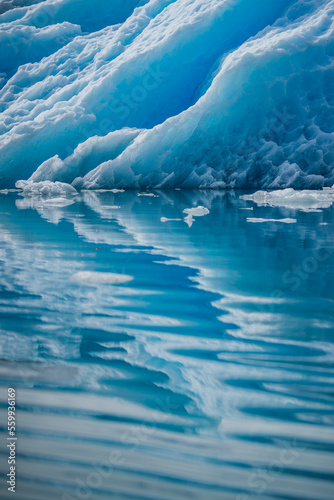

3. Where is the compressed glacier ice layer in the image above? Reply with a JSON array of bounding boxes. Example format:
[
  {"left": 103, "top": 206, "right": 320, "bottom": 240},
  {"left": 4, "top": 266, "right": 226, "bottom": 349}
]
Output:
[
  {"left": 241, "top": 187, "right": 334, "bottom": 210},
  {"left": 0, "top": 0, "right": 333, "bottom": 189}
]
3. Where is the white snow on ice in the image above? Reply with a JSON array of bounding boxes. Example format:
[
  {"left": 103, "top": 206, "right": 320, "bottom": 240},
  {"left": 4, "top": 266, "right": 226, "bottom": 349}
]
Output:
[
  {"left": 247, "top": 217, "right": 297, "bottom": 224},
  {"left": 0, "top": 0, "right": 333, "bottom": 189},
  {"left": 241, "top": 187, "right": 334, "bottom": 210}
]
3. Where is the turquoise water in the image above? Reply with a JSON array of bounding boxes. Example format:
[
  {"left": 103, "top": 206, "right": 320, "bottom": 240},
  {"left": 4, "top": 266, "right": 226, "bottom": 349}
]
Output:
[{"left": 0, "top": 190, "right": 333, "bottom": 500}]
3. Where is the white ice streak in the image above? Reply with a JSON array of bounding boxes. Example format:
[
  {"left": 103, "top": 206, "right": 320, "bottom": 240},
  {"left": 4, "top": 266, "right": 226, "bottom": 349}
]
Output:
[
  {"left": 69, "top": 271, "right": 134, "bottom": 285},
  {"left": 183, "top": 206, "right": 209, "bottom": 227},
  {"left": 160, "top": 217, "right": 182, "bottom": 222},
  {"left": 247, "top": 217, "right": 297, "bottom": 224},
  {"left": 16, "top": 180, "right": 78, "bottom": 197},
  {"left": 241, "top": 187, "right": 334, "bottom": 211}
]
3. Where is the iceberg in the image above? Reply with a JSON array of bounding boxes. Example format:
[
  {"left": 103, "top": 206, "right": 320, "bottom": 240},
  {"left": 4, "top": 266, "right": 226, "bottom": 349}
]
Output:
[{"left": 0, "top": 0, "right": 333, "bottom": 189}]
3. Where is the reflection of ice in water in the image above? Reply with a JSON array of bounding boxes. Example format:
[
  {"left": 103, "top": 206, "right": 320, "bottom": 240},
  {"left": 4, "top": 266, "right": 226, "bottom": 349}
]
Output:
[
  {"left": 99, "top": 205, "right": 120, "bottom": 209},
  {"left": 0, "top": 190, "right": 333, "bottom": 500},
  {"left": 241, "top": 187, "right": 334, "bottom": 210},
  {"left": 160, "top": 217, "right": 182, "bottom": 222},
  {"left": 247, "top": 217, "right": 297, "bottom": 223},
  {"left": 16, "top": 197, "right": 75, "bottom": 209}
]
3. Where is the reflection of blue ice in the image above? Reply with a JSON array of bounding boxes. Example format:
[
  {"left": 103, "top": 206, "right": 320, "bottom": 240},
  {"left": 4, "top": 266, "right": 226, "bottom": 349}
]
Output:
[{"left": 0, "top": 190, "right": 334, "bottom": 499}]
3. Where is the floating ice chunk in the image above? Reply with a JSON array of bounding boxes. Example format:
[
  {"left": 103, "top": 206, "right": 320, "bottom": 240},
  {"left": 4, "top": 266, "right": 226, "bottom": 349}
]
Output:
[
  {"left": 247, "top": 218, "right": 297, "bottom": 224},
  {"left": 183, "top": 207, "right": 210, "bottom": 217},
  {"left": 183, "top": 206, "right": 209, "bottom": 228},
  {"left": 137, "top": 193, "right": 158, "bottom": 197},
  {"left": 100, "top": 205, "right": 121, "bottom": 209},
  {"left": 240, "top": 188, "right": 334, "bottom": 210},
  {"left": 41, "top": 198, "right": 75, "bottom": 207},
  {"left": 70, "top": 271, "right": 133, "bottom": 285},
  {"left": 300, "top": 209, "right": 323, "bottom": 213},
  {"left": 15, "top": 180, "right": 77, "bottom": 197},
  {"left": 0, "top": 188, "right": 20, "bottom": 194}
]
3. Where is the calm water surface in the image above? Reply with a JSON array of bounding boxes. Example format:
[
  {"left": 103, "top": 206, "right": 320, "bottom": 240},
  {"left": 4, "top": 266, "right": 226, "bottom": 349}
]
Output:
[{"left": 0, "top": 190, "right": 333, "bottom": 500}]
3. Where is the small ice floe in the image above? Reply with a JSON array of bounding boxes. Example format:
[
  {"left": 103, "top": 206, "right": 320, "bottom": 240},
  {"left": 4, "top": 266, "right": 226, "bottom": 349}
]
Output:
[
  {"left": 16, "top": 180, "right": 77, "bottom": 197},
  {"left": 0, "top": 189, "right": 19, "bottom": 194},
  {"left": 183, "top": 206, "right": 209, "bottom": 227},
  {"left": 247, "top": 217, "right": 297, "bottom": 224},
  {"left": 137, "top": 193, "right": 158, "bottom": 197},
  {"left": 160, "top": 217, "right": 182, "bottom": 222},
  {"left": 70, "top": 271, "right": 133, "bottom": 285},
  {"left": 240, "top": 187, "right": 334, "bottom": 210},
  {"left": 92, "top": 189, "right": 125, "bottom": 193}
]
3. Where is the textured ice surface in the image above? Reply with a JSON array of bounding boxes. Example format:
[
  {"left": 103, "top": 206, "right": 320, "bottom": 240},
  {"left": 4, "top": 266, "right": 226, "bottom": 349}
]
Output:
[
  {"left": 183, "top": 207, "right": 210, "bottom": 217},
  {"left": 241, "top": 187, "right": 334, "bottom": 210},
  {"left": 16, "top": 196, "right": 75, "bottom": 210},
  {"left": 160, "top": 217, "right": 182, "bottom": 222},
  {"left": 1, "top": 0, "right": 334, "bottom": 188}
]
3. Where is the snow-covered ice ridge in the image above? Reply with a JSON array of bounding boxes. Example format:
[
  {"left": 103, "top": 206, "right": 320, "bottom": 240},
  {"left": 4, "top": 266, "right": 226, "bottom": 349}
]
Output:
[{"left": 0, "top": 0, "right": 334, "bottom": 189}]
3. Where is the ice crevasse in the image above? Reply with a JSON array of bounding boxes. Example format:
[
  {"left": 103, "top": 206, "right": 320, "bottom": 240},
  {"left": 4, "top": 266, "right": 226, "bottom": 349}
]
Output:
[{"left": 0, "top": 0, "right": 333, "bottom": 189}]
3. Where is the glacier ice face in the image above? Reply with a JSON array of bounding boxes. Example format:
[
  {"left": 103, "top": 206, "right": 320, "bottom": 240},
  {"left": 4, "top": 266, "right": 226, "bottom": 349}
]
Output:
[
  {"left": 0, "top": 0, "right": 334, "bottom": 189},
  {"left": 16, "top": 179, "right": 77, "bottom": 196}
]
